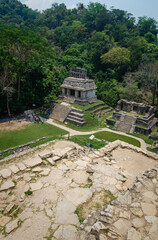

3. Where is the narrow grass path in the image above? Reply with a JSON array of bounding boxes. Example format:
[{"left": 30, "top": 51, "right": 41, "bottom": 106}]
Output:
[{"left": 46, "top": 119, "right": 146, "bottom": 150}]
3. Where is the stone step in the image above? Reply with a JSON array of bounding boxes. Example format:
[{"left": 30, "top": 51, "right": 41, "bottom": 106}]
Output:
[
  {"left": 66, "top": 115, "right": 85, "bottom": 122},
  {"left": 93, "top": 106, "right": 109, "bottom": 113},
  {"left": 85, "top": 103, "right": 105, "bottom": 112},
  {"left": 66, "top": 117, "right": 85, "bottom": 126},
  {"left": 69, "top": 112, "right": 84, "bottom": 119},
  {"left": 71, "top": 108, "right": 84, "bottom": 114}
]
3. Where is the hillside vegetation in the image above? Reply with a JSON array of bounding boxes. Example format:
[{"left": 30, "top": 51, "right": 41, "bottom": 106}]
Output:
[{"left": 0, "top": 0, "right": 158, "bottom": 116}]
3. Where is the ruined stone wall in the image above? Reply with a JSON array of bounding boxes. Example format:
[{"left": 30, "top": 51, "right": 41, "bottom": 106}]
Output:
[{"left": 77, "top": 141, "right": 158, "bottom": 240}]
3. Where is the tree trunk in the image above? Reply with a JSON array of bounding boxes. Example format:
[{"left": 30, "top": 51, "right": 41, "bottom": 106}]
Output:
[
  {"left": 6, "top": 92, "right": 11, "bottom": 117},
  {"left": 17, "top": 75, "right": 20, "bottom": 101}
]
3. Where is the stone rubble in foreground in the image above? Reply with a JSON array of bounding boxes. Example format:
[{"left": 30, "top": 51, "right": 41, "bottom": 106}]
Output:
[{"left": 0, "top": 140, "right": 157, "bottom": 240}]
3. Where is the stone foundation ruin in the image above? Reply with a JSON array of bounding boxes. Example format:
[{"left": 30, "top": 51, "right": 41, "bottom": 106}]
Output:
[
  {"left": 107, "top": 99, "right": 157, "bottom": 135},
  {"left": 60, "top": 68, "right": 97, "bottom": 106}
]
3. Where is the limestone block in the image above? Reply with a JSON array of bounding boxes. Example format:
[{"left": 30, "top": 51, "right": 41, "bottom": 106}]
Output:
[
  {"left": 5, "top": 219, "right": 19, "bottom": 234},
  {"left": 9, "top": 165, "right": 19, "bottom": 174},
  {"left": 141, "top": 203, "right": 157, "bottom": 216},
  {"left": 23, "top": 156, "right": 42, "bottom": 168},
  {"left": 127, "top": 227, "right": 141, "bottom": 240},
  {"left": 16, "top": 162, "right": 26, "bottom": 171},
  {"left": 0, "top": 180, "right": 15, "bottom": 191},
  {"left": 0, "top": 169, "right": 12, "bottom": 178},
  {"left": 0, "top": 216, "right": 11, "bottom": 227},
  {"left": 54, "top": 225, "right": 77, "bottom": 240},
  {"left": 30, "top": 182, "right": 43, "bottom": 191}
]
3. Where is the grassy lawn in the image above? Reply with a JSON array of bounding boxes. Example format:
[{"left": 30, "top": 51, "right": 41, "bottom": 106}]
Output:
[
  {"left": 129, "top": 133, "right": 154, "bottom": 145},
  {"left": 95, "top": 131, "right": 140, "bottom": 147},
  {"left": 70, "top": 131, "right": 140, "bottom": 148},
  {"left": 70, "top": 135, "right": 106, "bottom": 149},
  {"left": 0, "top": 123, "right": 68, "bottom": 151}
]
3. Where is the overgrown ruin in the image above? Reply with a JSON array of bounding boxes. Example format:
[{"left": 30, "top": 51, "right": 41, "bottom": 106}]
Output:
[{"left": 107, "top": 99, "right": 157, "bottom": 135}]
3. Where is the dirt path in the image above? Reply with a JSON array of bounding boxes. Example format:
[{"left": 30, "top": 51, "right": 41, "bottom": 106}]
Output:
[{"left": 46, "top": 119, "right": 147, "bottom": 150}]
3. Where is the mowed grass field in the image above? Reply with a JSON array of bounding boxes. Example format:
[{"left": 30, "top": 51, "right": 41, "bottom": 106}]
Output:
[
  {"left": 70, "top": 131, "right": 140, "bottom": 149},
  {"left": 0, "top": 123, "right": 68, "bottom": 150}
]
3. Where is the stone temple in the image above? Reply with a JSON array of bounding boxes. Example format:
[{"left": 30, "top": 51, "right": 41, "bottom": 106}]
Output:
[
  {"left": 106, "top": 99, "right": 157, "bottom": 135},
  {"left": 60, "top": 68, "right": 97, "bottom": 106}
]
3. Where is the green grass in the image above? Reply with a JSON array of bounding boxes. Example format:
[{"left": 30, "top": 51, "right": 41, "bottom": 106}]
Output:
[
  {"left": 70, "top": 135, "right": 106, "bottom": 149},
  {"left": 129, "top": 133, "right": 154, "bottom": 145},
  {"left": 0, "top": 123, "right": 68, "bottom": 151},
  {"left": 147, "top": 147, "right": 158, "bottom": 154},
  {"left": 70, "top": 131, "right": 140, "bottom": 148},
  {"left": 95, "top": 131, "right": 140, "bottom": 147}
]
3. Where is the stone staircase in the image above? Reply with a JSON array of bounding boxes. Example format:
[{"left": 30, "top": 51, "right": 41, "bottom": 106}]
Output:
[
  {"left": 115, "top": 114, "right": 136, "bottom": 133},
  {"left": 65, "top": 108, "right": 85, "bottom": 126},
  {"left": 49, "top": 104, "right": 71, "bottom": 122}
]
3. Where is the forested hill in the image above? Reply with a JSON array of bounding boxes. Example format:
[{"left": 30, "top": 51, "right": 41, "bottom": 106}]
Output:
[{"left": 0, "top": 0, "right": 158, "bottom": 116}]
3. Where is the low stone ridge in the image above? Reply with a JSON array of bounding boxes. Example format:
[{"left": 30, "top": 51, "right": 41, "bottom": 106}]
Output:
[
  {"left": 0, "top": 140, "right": 157, "bottom": 240},
  {"left": 77, "top": 165, "right": 158, "bottom": 240}
]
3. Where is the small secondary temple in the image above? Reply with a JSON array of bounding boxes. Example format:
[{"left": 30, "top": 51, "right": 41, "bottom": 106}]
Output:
[
  {"left": 60, "top": 68, "right": 97, "bottom": 105},
  {"left": 106, "top": 99, "right": 157, "bottom": 135}
]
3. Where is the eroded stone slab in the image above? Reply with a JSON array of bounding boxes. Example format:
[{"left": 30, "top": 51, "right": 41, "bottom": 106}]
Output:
[
  {"left": 30, "top": 182, "right": 43, "bottom": 191},
  {"left": 0, "top": 169, "right": 12, "bottom": 178},
  {"left": 54, "top": 225, "right": 77, "bottom": 240},
  {"left": 5, "top": 219, "right": 19, "bottom": 234},
  {"left": 41, "top": 168, "right": 50, "bottom": 176},
  {"left": 23, "top": 156, "right": 42, "bottom": 168},
  {"left": 141, "top": 203, "right": 157, "bottom": 216},
  {"left": 55, "top": 198, "right": 79, "bottom": 225},
  {"left": 0, "top": 180, "right": 15, "bottom": 191},
  {"left": 9, "top": 165, "right": 19, "bottom": 174},
  {"left": 64, "top": 187, "right": 92, "bottom": 207},
  {"left": 127, "top": 227, "right": 141, "bottom": 240},
  {"left": 16, "top": 162, "right": 26, "bottom": 171},
  {"left": 0, "top": 216, "right": 11, "bottom": 227}
]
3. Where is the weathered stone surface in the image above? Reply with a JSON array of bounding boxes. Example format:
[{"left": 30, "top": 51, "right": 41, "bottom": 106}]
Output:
[
  {"left": 9, "top": 165, "right": 19, "bottom": 174},
  {"left": 0, "top": 168, "right": 12, "bottom": 178},
  {"left": 99, "top": 234, "right": 107, "bottom": 240},
  {"left": 141, "top": 203, "right": 157, "bottom": 216},
  {"left": 30, "top": 182, "right": 43, "bottom": 191},
  {"left": 54, "top": 225, "right": 77, "bottom": 240},
  {"left": 41, "top": 168, "right": 50, "bottom": 176},
  {"left": 92, "top": 222, "right": 107, "bottom": 232},
  {"left": 46, "top": 158, "right": 55, "bottom": 165},
  {"left": 55, "top": 198, "right": 79, "bottom": 225},
  {"left": 64, "top": 187, "right": 92, "bottom": 207},
  {"left": 148, "top": 217, "right": 158, "bottom": 240},
  {"left": 130, "top": 208, "right": 143, "bottom": 217},
  {"left": 4, "top": 202, "right": 15, "bottom": 214},
  {"left": 119, "top": 211, "right": 131, "bottom": 220},
  {"left": 127, "top": 227, "right": 141, "bottom": 240},
  {"left": 132, "top": 218, "right": 145, "bottom": 228},
  {"left": 16, "top": 162, "right": 26, "bottom": 171},
  {"left": 5, "top": 219, "right": 19, "bottom": 234},
  {"left": 0, "top": 180, "right": 15, "bottom": 191},
  {"left": 23, "top": 155, "right": 42, "bottom": 168},
  {"left": 32, "top": 167, "right": 43, "bottom": 172},
  {"left": 0, "top": 216, "right": 11, "bottom": 227},
  {"left": 113, "top": 218, "right": 131, "bottom": 236},
  {"left": 70, "top": 170, "right": 89, "bottom": 185},
  {"left": 39, "top": 150, "right": 52, "bottom": 159},
  {"left": 52, "top": 156, "right": 61, "bottom": 162}
]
